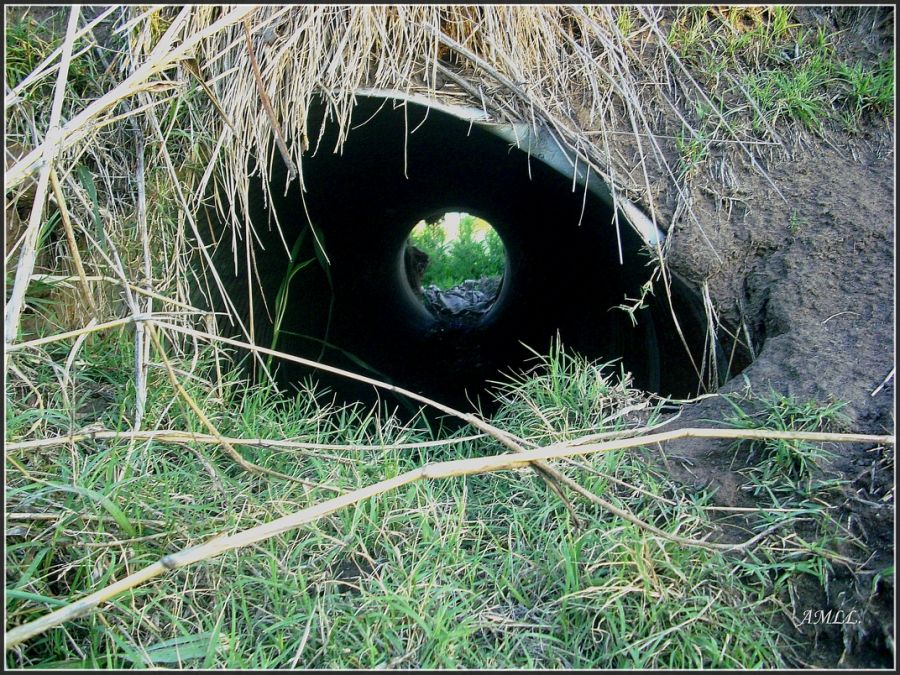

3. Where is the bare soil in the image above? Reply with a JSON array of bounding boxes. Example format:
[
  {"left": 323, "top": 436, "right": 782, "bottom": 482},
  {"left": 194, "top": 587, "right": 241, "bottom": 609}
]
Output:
[
  {"left": 591, "top": 8, "right": 895, "bottom": 665},
  {"left": 630, "top": 76, "right": 895, "bottom": 675},
  {"left": 659, "top": 128, "right": 894, "bottom": 667}
]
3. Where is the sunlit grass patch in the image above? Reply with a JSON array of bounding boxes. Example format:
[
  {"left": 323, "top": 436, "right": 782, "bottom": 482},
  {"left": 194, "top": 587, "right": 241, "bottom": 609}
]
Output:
[
  {"left": 7, "top": 340, "right": 806, "bottom": 669},
  {"left": 667, "top": 6, "right": 894, "bottom": 137}
]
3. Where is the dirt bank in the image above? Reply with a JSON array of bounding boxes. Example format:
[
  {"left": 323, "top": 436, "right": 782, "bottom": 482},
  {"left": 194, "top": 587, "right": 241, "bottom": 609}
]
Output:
[
  {"left": 582, "top": 8, "right": 895, "bottom": 665},
  {"left": 660, "top": 125, "right": 893, "bottom": 667}
]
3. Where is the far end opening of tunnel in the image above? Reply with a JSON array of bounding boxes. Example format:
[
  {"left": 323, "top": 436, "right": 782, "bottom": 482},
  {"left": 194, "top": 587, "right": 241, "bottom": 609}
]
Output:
[
  {"left": 404, "top": 211, "right": 507, "bottom": 326},
  {"left": 200, "top": 94, "right": 754, "bottom": 419}
]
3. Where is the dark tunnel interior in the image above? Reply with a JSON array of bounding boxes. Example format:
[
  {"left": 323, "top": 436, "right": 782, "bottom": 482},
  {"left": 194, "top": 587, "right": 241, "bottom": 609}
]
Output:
[{"left": 202, "top": 95, "right": 748, "bottom": 417}]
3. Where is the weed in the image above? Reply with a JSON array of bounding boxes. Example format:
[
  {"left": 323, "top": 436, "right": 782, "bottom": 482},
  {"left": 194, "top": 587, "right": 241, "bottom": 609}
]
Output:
[
  {"left": 667, "top": 6, "right": 893, "bottom": 139},
  {"left": 667, "top": 7, "right": 712, "bottom": 61},
  {"left": 788, "top": 210, "right": 803, "bottom": 235},
  {"left": 718, "top": 389, "right": 860, "bottom": 626},
  {"left": 488, "top": 337, "right": 655, "bottom": 440},
  {"left": 769, "top": 6, "right": 798, "bottom": 44},
  {"left": 668, "top": 6, "right": 800, "bottom": 72},
  {"left": 614, "top": 262, "right": 660, "bottom": 328},
  {"left": 675, "top": 125, "right": 710, "bottom": 179},
  {"left": 837, "top": 52, "right": 895, "bottom": 119},
  {"left": 743, "top": 56, "right": 836, "bottom": 132},
  {"left": 614, "top": 7, "right": 636, "bottom": 38},
  {"left": 4, "top": 10, "right": 100, "bottom": 107},
  {"left": 268, "top": 228, "right": 316, "bottom": 362},
  {"left": 724, "top": 389, "right": 848, "bottom": 494},
  {"left": 4, "top": 14, "right": 57, "bottom": 90}
]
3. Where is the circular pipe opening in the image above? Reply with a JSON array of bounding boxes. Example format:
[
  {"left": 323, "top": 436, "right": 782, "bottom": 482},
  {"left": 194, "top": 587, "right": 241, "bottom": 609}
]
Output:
[
  {"left": 200, "top": 95, "right": 752, "bottom": 415},
  {"left": 404, "top": 211, "right": 507, "bottom": 325}
]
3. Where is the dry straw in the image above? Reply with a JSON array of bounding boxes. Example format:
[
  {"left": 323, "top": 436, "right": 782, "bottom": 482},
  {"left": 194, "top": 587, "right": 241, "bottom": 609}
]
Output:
[{"left": 6, "top": 5, "right": 781, "bottom": 389}]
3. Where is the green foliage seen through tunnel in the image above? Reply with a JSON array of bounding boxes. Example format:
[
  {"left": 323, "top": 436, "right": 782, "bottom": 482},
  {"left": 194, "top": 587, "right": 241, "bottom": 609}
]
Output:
[{"left": 408, "top": 213, "right": 506, "bottom": 290}]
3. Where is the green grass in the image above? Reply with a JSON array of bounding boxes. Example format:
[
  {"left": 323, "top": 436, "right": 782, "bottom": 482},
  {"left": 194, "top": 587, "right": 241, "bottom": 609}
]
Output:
[
  {"left": 788, "top": 210, "right": 804, "bottom": 236},
  {"left": 675, "top": 125, "right": 710, "bottom": 179},
  {"left": 6, "top": 335, "right": 824, "bottom": 669},
  {"left": 408, "top": 213, "right": 506, "bottom": 290},
  {"left": 743, "top": 54, "right": 836, "bottom": 132},
  {"left": 837, "top": 51, "right": 895, "bottom": 120},
  {"left": 667, "top": 6, "right": 797, "bottom": 70},
  {"left": 665, "top": 7, "right": 894, "bottom": 138},
  {"left": 4, "top": 10, "right": 101, "bottom": 109},
  {"left": 723, "top": 389, "right": 848, "bottom": 493},
  {"left": 4, "top": 13, "right": 59, "bottom": 90},
  {"left": 719, "top": 388, "right": 857, "bottom": 616},
  {"left": 488, "top": 339, "right": 653, "bottom": 440}
]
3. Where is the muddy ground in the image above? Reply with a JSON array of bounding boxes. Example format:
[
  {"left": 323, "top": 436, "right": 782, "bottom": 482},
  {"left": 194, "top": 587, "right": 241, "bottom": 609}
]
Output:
[
  {"left": 659, "top": 128, "right": 894, "bottom": 669},
  {"left": 616, "top": 9, "right": 895, "bottom": 667}
]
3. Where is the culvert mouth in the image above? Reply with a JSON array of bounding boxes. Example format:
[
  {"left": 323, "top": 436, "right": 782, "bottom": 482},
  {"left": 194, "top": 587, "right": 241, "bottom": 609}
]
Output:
[{"left": 201, "top": 94, "right": 751, "bottom": 415}]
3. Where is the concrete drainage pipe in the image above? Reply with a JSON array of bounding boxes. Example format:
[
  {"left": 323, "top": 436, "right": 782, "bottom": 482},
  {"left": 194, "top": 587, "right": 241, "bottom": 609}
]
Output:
[{"left": 200, "top": 94, "right": 732, "bottom": 414}]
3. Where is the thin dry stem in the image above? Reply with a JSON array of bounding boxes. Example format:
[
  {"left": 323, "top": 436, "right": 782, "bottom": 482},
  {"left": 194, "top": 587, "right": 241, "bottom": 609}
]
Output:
[
  {"left": 5, "top": 6, "right": 81, "bottom": 353},
  {"left": 242, "top": 16, "right": 297, "bottom": 181},
  {"left": 147, "top": 324, "right": 339, "bottom": 493},
  {"left": 28, "top": 275, "right": 204, "bottom": 313},
  {"left": 133, "top": 116, "right": 151, "bottom": 431},
  {"left": 4, "top": 429, "right": 488, "bottom": 456},
  {"left": 5, "top": 424, "right": 892, "bottom": 649},
  {"left": 47, "top": 168, "right": 97, "bottom": 315}
]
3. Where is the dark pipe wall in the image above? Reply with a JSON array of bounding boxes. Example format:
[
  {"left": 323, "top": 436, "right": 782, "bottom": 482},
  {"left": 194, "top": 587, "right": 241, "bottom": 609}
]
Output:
[{"left": 204, "top": 96, "right": 723, "bottom": 414}]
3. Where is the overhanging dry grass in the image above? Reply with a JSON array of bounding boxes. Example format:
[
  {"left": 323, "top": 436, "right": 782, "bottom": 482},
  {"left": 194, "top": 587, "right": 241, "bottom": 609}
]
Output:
[{"left": 6, "top": 5, "right": 786, "bottom": 341}]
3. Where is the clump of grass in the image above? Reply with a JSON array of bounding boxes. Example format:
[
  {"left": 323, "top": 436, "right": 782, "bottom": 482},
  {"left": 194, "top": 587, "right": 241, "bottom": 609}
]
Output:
[
  {"left": 739, "top": 26, "right": 840, "bottom": 133},
  {"left": 667, "top": 6, "right": 799, "bottom": 74},
  {"left": 4, "top": 13, "right": 58, "bottom": 90},
  {"left": 788, "top": 210, "right": 804, "bottom": 235},
  {"left": 667, "top": 6, "right": 893, "bottom": 138},
  {"left": 743, "top": 57, "right": 835, "bottom": 132},
  {"left": 837, "top": 51, "right": 895, "bottom": 120},
  {"left": 7, "top": 338, "right": 802, "bottom": 669},
  {"left": 478, "top": 344, "right": 790, "bottom": 667},
  {"left": 488, "top": 338, "right": 654, "bottom": 441},
  {"left": 720, "top": 389, "right": 859, "bottom": 626},
  {"left": 675, "top": 125, "right": 710, "bottom": 179},
  {"left": 666, "top": 6, "right": 714, "bottom": 62},
  {"left": 614, "top": 6, "right": 636, "bottom": 38},
  {"left": 723, "top": 388, "right": 849, "bottom": 494},
  {"left": 529, "top": 482, "right": 786, "bottom": 667}
]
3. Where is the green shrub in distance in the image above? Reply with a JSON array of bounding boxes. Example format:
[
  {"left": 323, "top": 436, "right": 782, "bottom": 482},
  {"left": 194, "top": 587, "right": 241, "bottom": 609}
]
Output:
[{"left": 408, "top": 213, "right": 506, "bottom": 290}]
